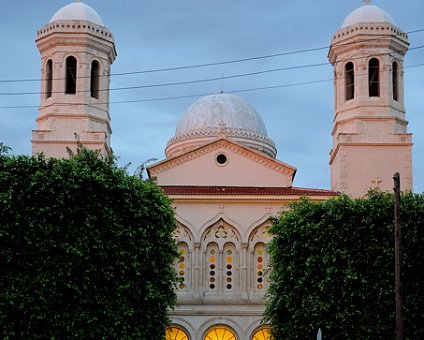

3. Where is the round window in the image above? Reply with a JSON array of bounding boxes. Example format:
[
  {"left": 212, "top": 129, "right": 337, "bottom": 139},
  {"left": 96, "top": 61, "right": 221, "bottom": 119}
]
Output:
[{"left": 216, "top": 153, "right": 228, "bottom": 165}]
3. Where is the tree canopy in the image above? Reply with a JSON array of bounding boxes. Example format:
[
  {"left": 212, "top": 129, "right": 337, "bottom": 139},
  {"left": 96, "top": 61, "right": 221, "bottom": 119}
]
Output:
[
  {"left": 0, "top": 147, "right": 178, "bottom": 339},
  {"left": 264, "top": 192, "right": 424, "bottom": 339}
]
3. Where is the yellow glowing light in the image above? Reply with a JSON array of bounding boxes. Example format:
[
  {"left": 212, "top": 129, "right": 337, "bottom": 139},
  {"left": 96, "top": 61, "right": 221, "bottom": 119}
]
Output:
[
  {"left": 204, "top": 326, "right": 236, "bottom": 340},
  {"left": 252, "top": 327, "right": 273, "bottom": 340},
  {"left": 165, "top": 326, "right": 189, "bottom": 340}
]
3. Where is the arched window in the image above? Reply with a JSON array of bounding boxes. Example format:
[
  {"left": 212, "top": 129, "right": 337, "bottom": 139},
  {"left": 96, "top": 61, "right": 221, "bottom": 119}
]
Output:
[
  {"left": 206, "top": 243, "right": 219, "bottom": 291},
  {"left": 254, "top": 243, "right": 269, "bottom": 291},
  {"left": 165, "top": 326, "right": 190, "bottom": 340},
  {"left": 223, "top": 243, "right": 236, "bottom": 291},
  {"left": 176, "top": 242, "right": 189, "bottom": 290},
  {"left": 345, "top": 62, "right": 354, "bottom": 100},
  {"left": 392, "top": 61, "right": 399, "bottom": 101},
  {"left": 65, "top": 56, "right": 77, "bottom": 94},
  {"left": 204, "top": 326, "right": 237, "bottom": 340},
  {"left": 251, "top": 327, "right": 273, "bottom": 340},
  {"left": 45, "top": 59, "right": 53, "bottom": 99},
  {"left": 90, "top": 60, "right": 100, "bottom": 99},
  {"left": 368, "top": 58, "right": 380, "bottom": 97}
]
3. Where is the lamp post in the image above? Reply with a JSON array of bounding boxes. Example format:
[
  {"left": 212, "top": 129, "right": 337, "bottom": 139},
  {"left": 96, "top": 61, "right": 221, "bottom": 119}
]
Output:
[{"left": 393, "top": 172, "right": 403, "bottom": 340}]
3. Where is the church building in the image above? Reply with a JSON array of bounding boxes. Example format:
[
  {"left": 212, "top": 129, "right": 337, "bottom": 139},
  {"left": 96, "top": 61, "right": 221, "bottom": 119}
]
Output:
[{"left": 32, "top": 2, "right": 413, "bottom": 339}]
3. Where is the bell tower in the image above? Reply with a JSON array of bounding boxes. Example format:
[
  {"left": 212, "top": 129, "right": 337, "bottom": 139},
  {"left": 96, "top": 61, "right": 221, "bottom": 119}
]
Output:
[
  {"left": 328, "top": 3, "right": 412, "bottom": 197},
  {"left": 32, "top": 1, "right": 117, "bottom": 158}
]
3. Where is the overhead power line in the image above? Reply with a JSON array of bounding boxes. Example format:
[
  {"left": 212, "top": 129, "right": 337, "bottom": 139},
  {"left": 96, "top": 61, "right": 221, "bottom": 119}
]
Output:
[
  {"left": 0, "top": 28, "right": 423, "bottom": 84},
  {"left": 1, "top": 62, "right": 423, "bottom": 110},
  {"left": 1, "top": 45, "right": 423, "bottom": 97}
]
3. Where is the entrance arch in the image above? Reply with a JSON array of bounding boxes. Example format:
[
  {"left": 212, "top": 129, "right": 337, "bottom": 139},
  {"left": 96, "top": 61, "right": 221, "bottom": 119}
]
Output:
[
  {"left": 165, "top": 325, "right": 190, "bottom": 340},
  {"left": 204, "top": 325, "right": 237, "bottom": 340},
  {"left": 251, "top": 326, "right": 273, "bottom": 340}
]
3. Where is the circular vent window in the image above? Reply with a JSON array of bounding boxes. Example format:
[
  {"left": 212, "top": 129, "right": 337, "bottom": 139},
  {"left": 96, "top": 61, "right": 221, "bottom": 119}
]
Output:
[{"left": 216, "top": 153, "right": 228, "bottom": 165}]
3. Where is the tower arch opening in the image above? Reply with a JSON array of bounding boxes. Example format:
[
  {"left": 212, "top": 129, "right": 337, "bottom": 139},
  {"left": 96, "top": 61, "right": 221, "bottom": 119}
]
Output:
[
  {"left": 392, "top": 61, "right": 399, "bottom": 101},
  {"left": 45, "top": 59, "right": 53, "bottom": 99},
  {"left": 65, "top": 56, "right": 77, "bottom": 95},
  {"left": 345, "top": 61, "right": 355, "bottom": 101},
  {"left": 368, "top": 57, "right": 380, "bottom": 97},
  {"left": 91, "top": 60, "right": 100, "bottom": 99}
]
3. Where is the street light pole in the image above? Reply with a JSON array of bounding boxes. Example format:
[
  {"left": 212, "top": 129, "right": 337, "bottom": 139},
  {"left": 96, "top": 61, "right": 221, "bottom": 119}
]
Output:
[{"left": 393, "top": 172, "right": 403, "bottom": 340}]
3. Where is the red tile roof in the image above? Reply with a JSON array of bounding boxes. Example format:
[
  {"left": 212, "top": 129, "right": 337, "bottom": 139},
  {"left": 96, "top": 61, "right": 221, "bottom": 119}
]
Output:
[{"left": 160, "top": 185, "right": 339, "bottom": 197}]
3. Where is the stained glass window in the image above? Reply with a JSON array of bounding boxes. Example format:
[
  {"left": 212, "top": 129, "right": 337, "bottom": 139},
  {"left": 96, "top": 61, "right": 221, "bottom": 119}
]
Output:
[
  {"left": 252, "top": 327, "right": 273, "bottom": 340},
  {"left": 165, "top": 326, "right": 189, "bottom": 340},
  {"left": 204, "top": 326, "right": 237, "bottom": 340},
  {"left": 176, "top": 243, "right": 189, "bottom": 290},
  {"left": 254, "top": 243, "right": 268, "bottom": 291},
  {"left": 224, "top": 243, "right": 235, "bottom": 291},
  {"left": 207, "top": 243, "right": 219, "bottom": 290}
]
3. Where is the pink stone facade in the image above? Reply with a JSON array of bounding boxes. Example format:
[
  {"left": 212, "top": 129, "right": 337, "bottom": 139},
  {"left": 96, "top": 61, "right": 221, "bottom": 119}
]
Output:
[
  {"left": 30, "top": 2, "right": 414, "bottom": 338},
  {"left": 328, "top": 14, "right": 412, "bottom": 197},
  {"left": 32, "top": 12, "right": 116, "bottom": 158}
]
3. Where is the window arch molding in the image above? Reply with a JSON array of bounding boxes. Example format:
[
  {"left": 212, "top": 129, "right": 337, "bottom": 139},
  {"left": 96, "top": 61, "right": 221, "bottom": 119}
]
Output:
[
  {"left": 198, "top": 214, "right": 240, "bottom": 243},
  {"left": 200, "top": 218, "right": 241, "bottom": 250},
  {"left": 173, "top": 221, "right": 194, "bottom": 291},
  {"left": 248, "top": 222, "right": 272, "bottom": 292},
  {"left": 201, "top": 219, "right": 241, "bottom": 293},
  {"left": 247, "top": 221, "right": 272, "bottom": 246}
]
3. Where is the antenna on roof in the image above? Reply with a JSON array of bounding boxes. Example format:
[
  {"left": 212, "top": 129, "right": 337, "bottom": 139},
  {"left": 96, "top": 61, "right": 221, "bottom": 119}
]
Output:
[{"left": 220, "top": 72, "right": 224, "bottom": 93}]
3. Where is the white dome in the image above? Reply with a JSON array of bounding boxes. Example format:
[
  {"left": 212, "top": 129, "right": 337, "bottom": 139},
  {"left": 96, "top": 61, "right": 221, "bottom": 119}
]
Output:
[
  {"left": 50, "top": 2, "right": 104, "bottom": 26},
  {"left": 167, "top": 93, "right": 276, "bottom": 158},
  {"left": 175, "top": 93, "right": 268, "bottom": 137},
  {"left": 341, "top": 4, "right": 395, "bottom": 29}
]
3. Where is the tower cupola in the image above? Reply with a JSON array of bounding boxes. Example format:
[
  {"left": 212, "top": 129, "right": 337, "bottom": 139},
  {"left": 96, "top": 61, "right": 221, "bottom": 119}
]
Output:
[
  {"left": 328, "top": 2, "right": 412, "bottom": 197},
  {"left": 32, "top": 1, "right": 117, "bottom": 158}
]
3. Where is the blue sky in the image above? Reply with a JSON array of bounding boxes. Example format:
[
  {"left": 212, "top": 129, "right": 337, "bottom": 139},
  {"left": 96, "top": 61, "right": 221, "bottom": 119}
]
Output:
[{"left": 0, "top": 0, "right": 422, "bottom": 192}]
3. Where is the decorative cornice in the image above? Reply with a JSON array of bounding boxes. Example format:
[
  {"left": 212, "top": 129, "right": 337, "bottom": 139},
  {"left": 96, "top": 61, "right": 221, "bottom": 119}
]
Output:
[
  {"left": 332, "top": 23, "right": 407, "bottom": 43},
  {"left": 37, "top": 21, "right": 113, "bottom": 41},
  {"left": 167, "top": 127, "right": 275, "bottom": 148}
]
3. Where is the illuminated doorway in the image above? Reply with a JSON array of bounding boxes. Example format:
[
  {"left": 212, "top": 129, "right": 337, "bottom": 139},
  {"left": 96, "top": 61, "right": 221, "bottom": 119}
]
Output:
[
  {"left": 165, "top": 326, "right": 190, "bottom": 340},
  {"left": 251, "top": 326, "right": 273, "bottom": 340},
  {"left": 204, "top": 325, "right": 237, "bottom": 340}
]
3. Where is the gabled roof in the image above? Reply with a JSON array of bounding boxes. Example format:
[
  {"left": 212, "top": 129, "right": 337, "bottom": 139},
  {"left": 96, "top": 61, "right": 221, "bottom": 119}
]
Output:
[{"left": 147, "top": 137, "right": 296, "bottom": 180}]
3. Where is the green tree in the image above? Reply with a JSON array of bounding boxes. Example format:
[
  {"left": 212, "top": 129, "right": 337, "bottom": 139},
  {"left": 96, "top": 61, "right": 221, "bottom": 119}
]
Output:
[
  {"left": 264, "top": 192, "right": 424, "bottom": 339},
  {"left": 0, "top": 148, "right": 178, "bottom": 339}
]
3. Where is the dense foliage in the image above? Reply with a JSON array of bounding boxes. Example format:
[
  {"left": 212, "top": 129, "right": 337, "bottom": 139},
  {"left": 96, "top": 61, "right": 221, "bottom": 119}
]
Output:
[
  {"left": 0, "top": 147, "right": 178, "bottom": 339},
  {"left": 264, "top": 192, "right": 424, "bottom": 339}
]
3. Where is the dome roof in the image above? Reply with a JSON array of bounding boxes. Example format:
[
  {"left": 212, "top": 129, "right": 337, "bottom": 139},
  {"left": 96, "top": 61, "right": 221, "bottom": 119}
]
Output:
[
  {"left": 167, "top": 93, "right": 276, "bottom": 158},
  {"left": 50, "top": 2, "right": 104, "bottom": 26},
  {"left": 175, "top": 93, "right": 268, "bottom": 137},
  {"left": 341, "top": 4, "right": 395, "bottom": 29}
]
